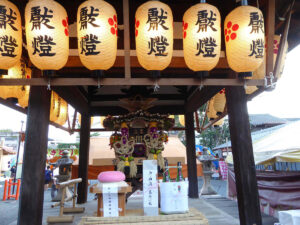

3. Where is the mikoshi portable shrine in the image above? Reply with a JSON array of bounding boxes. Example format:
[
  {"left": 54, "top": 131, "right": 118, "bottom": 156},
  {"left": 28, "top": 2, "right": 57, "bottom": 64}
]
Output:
[{"left": 0, "top": 0, "right": 299, "bottom": 224}]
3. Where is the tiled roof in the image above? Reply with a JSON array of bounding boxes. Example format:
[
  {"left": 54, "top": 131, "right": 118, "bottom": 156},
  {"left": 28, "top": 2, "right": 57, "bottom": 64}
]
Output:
[{"left": 249, "top": 114, "right": 288, "bottom": 126}]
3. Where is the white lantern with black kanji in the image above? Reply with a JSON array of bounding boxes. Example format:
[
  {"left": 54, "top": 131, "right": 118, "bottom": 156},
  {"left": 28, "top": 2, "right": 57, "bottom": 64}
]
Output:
[
  {"left": 135, "top": 1, "right": 173, "bottom": 71},
  {"left": 77, "top": 0, "right": 117, "bottom": 71},
  {"left": 0, "top": 0, "right": 22, "bottom": 71},
  {"left": 25, "top": 0, "right": 69, "bottom": 71},
  {"left": 224, "top": 5, "right": 265, "bottom": 77},
  {"left": 183, "top": 3, "right": 221, "bottom": 74}
]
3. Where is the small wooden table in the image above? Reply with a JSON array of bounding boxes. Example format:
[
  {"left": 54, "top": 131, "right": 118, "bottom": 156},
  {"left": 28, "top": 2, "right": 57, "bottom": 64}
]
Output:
[{"left": 90, "top": 184, "right": 132, "bottom": 217}]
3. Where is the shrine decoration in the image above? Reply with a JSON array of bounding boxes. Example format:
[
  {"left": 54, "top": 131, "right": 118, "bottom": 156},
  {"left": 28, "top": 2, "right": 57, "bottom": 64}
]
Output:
[
  {"left": 103, "top": 110, "right": 174, "bottom": 178},
  {"left": 207, "top": 98, "right": 218, "bottom": 120},
  {"left": 18, "top": 68, "right": 32, "bottom": 108},
  {"left": 224, "top": 2, "right": 265, "bottom": 78},
  {"left": 135, "top": 1, "right": 173, "bottom": 71},
  {"left": 213, "top": 89, "right": 226, "bottom": 115},
  {"left": 25, "top": 0, "right": 69, "bottom": 73},
  {"left": 0, "top": 60, "right": 26, "bottom": 100},
  {"left": 144, "top": 121, "right": 164, "bottom": 168},
  {"left": 179, "top": 115, "right": 185, "bottom": 126},
  {"left": 0, "top": 0, "right": 22, "bottom": 72},
  {"left": 183, "top": 2, "right": 221, "bottom": 77},
  {"left": 113, "top": 122, "right": 137, "bottom": 178},
  {"left": 77, "top": 0, "right": 117, "bottom": 73},
  {"left": 103, "top": 110, "right": 175, "bottom": 131},
  {"left": 246, "top": 35, "right": 288, "bottom": 94}
]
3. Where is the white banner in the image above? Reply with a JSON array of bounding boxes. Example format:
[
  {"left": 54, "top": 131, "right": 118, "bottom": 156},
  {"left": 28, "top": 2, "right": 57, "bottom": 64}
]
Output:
[
  {"left": 102, "top": 183, "right": 119, "bottom": 217},
  {"left": 143, "top": 160, "right": 158, "bottom": 216}
]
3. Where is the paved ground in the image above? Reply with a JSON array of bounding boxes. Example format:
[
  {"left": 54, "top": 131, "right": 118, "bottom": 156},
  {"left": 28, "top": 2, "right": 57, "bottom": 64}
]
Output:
[{"left": 0, "top": 178, "right": 278, "bottom": 225}]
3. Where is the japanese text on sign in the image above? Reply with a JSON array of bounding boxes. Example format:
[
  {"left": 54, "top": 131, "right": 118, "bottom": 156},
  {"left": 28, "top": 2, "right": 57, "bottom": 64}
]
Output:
[
  {"left": 79, "top": 6, "right": 100, "bottom": 30},
  {"left": 32, "top": 35, "right": 56, "bottom": 57},
  {"left": 80, "top": 34, "right": 100, "bottom": 56},
  {"left": 195, "top": 10, "right": 217, "bottom": 33},
  {"left": 0, "top": 35, "right": 17, "bottom": 57},
  {"left": 196, "top": 37, "right": 217, "bottom": 57},
  {"left": 0, "top": 5, "right": 18, "bottom": 31},
  {"left": 147, "top": 8, "right": 168, "bottom": 31},
  {"left": 248, "top": 12, "right": 264, "bottom": 34},
  {"left": 148, "top": 36, "right": 169, "bottom": 56},
  {"left": 30, "top": 6, "right": 54, "bottom": 30},
  {"left": 249, "top": 38, "right": 264, "bottom": 58}
]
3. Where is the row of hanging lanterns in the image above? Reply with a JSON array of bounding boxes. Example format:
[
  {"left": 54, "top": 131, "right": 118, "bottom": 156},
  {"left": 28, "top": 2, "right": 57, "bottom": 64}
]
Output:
[{"left": 0, "top": 0, "right": 266, "bottom": 77}]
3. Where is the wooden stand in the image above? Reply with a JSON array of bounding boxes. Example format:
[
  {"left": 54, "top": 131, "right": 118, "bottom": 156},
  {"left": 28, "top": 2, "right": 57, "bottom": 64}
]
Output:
[
  {"left": 90, "top": 184, "right": 132, "bottom": 217},
  {"left": 47, "top": 178, "right": 85, "bottom": 224}
]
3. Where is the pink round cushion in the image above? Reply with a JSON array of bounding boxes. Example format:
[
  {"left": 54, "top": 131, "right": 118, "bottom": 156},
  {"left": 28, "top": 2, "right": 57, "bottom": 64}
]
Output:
[{"left": 97, "top": 171, "right": 125, "bottom": 183}]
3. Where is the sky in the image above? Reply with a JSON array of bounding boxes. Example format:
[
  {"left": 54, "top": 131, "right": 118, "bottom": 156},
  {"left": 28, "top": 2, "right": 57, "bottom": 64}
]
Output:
[{"left": 0, "top": 45, "right": 299, "bottom": 141}]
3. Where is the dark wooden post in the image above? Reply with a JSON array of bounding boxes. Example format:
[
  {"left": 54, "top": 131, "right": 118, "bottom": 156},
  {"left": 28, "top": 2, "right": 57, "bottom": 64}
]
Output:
[
  {"left": 184, "top": 112, "right": 199, "bottom": 198},
  {"left": 18, "top": 86, "right": 51, "bottom": 225},
  {"left": 225, "top": 86, "right": 262, "bottom": 225},
  {"left": 77, "top": 113, "right": 91, "bottom": 204}
]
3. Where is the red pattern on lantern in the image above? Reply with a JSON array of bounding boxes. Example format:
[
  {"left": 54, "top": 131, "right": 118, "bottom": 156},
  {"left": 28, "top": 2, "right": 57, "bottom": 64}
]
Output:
[
  {"left": 135, "top": 18, "right": 140, "bottom": 37},
  {"left": 225, "top": 21, "right": 239, "bottom": 42},
  {"left": 182, "top": 20, "right": 188, "bottom": 39},
  {"left": 62, "top": 17, "right": 69, "bottom": 37},
  {"left": 108, "top": 15, "right": 118, "bottom": 36}
]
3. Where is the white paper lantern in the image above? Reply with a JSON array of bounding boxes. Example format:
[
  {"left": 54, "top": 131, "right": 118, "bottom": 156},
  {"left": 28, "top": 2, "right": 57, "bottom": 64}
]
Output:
[
  {"left": 225, "top": 6, "right": 265, "bottom": 75},
  {"left": 179, "top": 115, "right": 185, "bottom": 126},
  {"left": 207, "top": 98, "right": 217, "bottom": 120},
  {"left": 0, "top": 60, "right": 26, "bottom": 100},
  {"left": 246, "top": 35, "right": 288, "bottom": 94},
  {"left": 77, "top": 0, "right": 117, "bottom": 71},
  {"left": 213, "top": 89, "right": 226, "bottom": 115},
  {"left": 0, "top": 0, "right": 22, "bottom": 70},
  {"left": 55, "top": 98, "right": 68, "bottom": 125},
  {"left": 135, "top": 0, "right": 173, "bottom": 71},
  {"left": 49, "top": 91, "right": 59, "bottom": 122},
  {"left": 25, "top": 0, "right": 69, "bottom": 70},
  {"left": 183, "top": 3, "right": 221, "bottom": 72},
  {"left": 18, "top": 68, "right": 32, "bottom": 108}
]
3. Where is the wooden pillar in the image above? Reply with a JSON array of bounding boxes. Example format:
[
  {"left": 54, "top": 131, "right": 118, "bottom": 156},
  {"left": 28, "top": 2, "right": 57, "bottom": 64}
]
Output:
[
  {"left": 77, "top": 114, "right": 90, "bottom": 204},
  {"left": 18, "top": 86, "right": 51, "bottom": 225},
  {"left": 184, "top": 112, "right": 199, "bottom": 198},
  {"left": 225, "top": 86, "right": 262, "bottom": 225}
]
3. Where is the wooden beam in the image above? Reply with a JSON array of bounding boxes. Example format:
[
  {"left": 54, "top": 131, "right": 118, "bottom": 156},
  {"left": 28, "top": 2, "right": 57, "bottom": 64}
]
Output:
[
  {"left": 52, "top": 86, "right": 89, "bottom": 115},
  {"left": 184, "top": 112, "right": 198, "bottom": 198},
  {"left": 90, "top": 105, "right": 186, "bottom": 116},
  {"left": 77, "top": 114, "right": 91, "bottom": 204},
  {"left": 225, "top": 86, "right": 262, "bottom": 225},
  {"left": 273, "top": 0, "right": 295, "bottom": 81},
  {"left": 185, "top": 86, "right": 223, "bottom": 113},
  {"left": 90, "top": 94, "right": 186, "bottom": 101},
  {"left": 73, "top": 127, "right": 196, "bottom": 132},
  {"left": 0, "top": 78, "right": 265, "bottom": 87},
  {"left": 123, "top": 0, "right": 131, "bottom": 78},
  {"left": 18, "top": 86, "right": 51, "bottom": 225},
  {"left": 266, "top": 0, "right": 275, "bottom": 85}
]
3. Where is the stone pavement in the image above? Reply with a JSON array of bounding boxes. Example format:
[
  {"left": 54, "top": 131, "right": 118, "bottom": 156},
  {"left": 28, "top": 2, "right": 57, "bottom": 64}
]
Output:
[{"left": 0, "top": 178, "right": 278, "bottom": 225}]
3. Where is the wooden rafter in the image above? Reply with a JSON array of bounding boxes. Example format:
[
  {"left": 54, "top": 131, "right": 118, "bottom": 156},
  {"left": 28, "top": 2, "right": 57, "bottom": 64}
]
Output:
[{"left": 0, "top": 78, "right": 265, "bottom": 87}]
